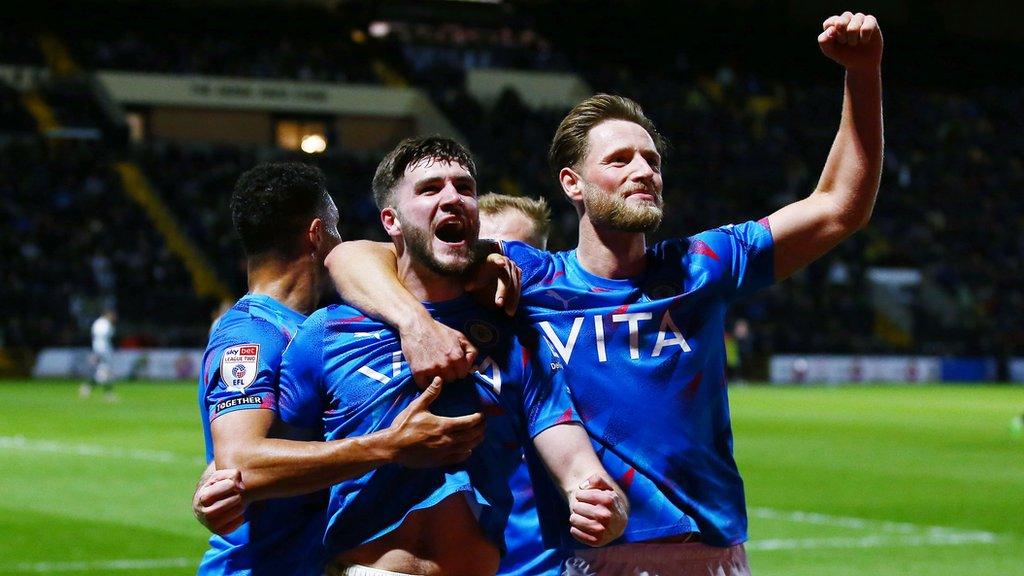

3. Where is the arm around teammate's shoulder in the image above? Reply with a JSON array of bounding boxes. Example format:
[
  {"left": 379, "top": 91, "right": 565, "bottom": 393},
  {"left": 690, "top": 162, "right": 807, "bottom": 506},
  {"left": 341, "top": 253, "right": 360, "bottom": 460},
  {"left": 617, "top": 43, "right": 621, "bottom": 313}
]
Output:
[{"left": 324, "top": 240, "right": 478, "bottom": 388}]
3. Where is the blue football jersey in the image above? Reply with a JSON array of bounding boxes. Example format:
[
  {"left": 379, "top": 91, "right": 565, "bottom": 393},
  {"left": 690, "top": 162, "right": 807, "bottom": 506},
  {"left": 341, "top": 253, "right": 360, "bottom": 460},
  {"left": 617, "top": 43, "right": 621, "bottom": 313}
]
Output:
[
  {"left": 197, "top": 294, "right": 327, "bottom": 576},
  {"left": 500, "top": 219, "right": 775, "bottom": 556},
  {"left": 276, "top": 295, "right": 578, "bottom": 560},
  {"left": 497, "top": 459, "right": 570, "bottom": 576}
]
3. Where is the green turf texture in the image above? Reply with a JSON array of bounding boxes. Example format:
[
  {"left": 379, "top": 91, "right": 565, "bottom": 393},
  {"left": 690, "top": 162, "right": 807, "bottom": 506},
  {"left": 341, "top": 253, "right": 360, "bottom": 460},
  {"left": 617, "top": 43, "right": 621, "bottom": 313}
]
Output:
[{"left": 0, "top": 381, "right": 1021, "bottom": 575}]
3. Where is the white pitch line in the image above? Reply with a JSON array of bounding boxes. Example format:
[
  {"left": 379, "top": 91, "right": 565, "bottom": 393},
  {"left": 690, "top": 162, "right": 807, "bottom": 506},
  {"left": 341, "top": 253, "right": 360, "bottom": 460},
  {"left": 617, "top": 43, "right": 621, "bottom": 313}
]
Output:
[
  {"left": 0, "top": 436, "right": 1008, "bottom": 559},
  {"left": 748, "top": 531, "right": 999, "bottom": 552},
  {"left": 0, "top": 558, "right": 194, "bottom": 573},
  {"left": 750, "top": 507, "right": 997, "bottom": 540},
  {"left": 0, "top": 435, "right": 204, "bottom": 465}
]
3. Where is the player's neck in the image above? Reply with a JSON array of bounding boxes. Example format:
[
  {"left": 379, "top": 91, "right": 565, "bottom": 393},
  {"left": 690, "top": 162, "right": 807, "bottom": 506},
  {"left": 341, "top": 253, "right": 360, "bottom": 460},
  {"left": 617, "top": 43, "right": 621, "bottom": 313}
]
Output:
[
  {"left": 247, "top": 255, "right": 319, "bottom": 315},
  {"left": 576, "top": 218, "right": 648, "bottom": 279},
  {"left": 397, "top": 255, "right": 464, "bottom": 303}
]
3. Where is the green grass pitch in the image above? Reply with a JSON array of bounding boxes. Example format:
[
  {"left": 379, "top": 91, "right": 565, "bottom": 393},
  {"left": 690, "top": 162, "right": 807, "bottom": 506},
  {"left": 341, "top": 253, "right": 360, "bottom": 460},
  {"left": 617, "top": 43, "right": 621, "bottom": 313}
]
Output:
[{"left": 0, "top": 380, "right": 1021, "bottom": 575}]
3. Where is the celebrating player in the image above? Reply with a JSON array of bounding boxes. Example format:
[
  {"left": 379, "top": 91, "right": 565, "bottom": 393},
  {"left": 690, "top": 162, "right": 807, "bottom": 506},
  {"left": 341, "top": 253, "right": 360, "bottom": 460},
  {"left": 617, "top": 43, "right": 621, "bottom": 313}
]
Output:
[
  {"left": 195, "top": 162, "right": 486, "bottom": 576},
  {"left": 276, "top": 136, "right": 627, "bottom": 576},
  {"left": 326, "top": 11, "right": 883, "bottom": 575}
]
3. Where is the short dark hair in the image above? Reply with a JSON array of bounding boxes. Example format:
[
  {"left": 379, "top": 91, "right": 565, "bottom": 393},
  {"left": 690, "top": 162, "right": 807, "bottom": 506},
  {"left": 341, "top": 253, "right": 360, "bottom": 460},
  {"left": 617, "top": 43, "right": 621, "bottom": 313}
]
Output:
[
  {"left": 231, "top": 162, "right": 330, "bottom": 257},
  {"left": 548, "top": 94, "right": 667, "bottom": 178},
  {"left": 372, "top": 136, "right": 477, "bottom": 210}
]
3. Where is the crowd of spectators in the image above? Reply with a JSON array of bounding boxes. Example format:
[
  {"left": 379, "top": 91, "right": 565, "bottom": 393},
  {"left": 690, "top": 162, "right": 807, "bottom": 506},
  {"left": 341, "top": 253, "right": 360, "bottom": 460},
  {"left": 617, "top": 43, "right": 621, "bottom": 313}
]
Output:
[
  {"left": 427, "top": 60, "right": 1024, "bottom": 359},
  {"left": 0, "top": 81, "right": 36, "bottom": 135},
  {"left": 0, "top": 24, "right": 44, "bottom": 67},
  {"left": 69, "top": 30, "right": 381, "bottom": 85},
  {"left": 129, "top": 64, "right": 1019, "bottom": 361},
  {"left": 0, "top": 138, "right": 202, "bottom": 349},
  {"left": 4, "top": 9, "right": 1022, "bottom": 367},
  {"left": 366, "top": 22, "right": 1022, "bottom": 358},
  {"left": 39, "top": 2, "right": 385, "bottom": 85},
  {"left": 381, "top": 21, "right": 571, "bottom": 76},
  {"left": 133, "top": 143, "right": 382, "bottom": 297}
]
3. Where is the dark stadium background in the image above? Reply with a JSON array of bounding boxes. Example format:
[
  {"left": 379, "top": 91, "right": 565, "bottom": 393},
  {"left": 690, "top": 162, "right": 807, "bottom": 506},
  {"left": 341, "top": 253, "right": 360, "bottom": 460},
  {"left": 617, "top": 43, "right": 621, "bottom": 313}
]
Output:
[
  {"left": 1, "top": 1, "right": 1022, "bottom": 575},
  {"left": 4, "top": 0, "right": 1023, "bottom": 380}
]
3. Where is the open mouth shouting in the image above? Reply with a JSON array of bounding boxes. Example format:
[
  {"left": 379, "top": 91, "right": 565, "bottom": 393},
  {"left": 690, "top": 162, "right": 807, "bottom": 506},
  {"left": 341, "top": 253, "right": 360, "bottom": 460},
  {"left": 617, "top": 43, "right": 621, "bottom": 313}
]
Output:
[{"left": 434, "top": 215, "right": 473, "bottom": 248}]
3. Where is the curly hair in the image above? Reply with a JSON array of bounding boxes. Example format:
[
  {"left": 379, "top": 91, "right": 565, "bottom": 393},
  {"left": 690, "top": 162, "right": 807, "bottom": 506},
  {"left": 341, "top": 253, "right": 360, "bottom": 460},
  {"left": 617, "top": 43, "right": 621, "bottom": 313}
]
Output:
[{"left": 231, "top": 162, "right": 330, "bottom": 257}]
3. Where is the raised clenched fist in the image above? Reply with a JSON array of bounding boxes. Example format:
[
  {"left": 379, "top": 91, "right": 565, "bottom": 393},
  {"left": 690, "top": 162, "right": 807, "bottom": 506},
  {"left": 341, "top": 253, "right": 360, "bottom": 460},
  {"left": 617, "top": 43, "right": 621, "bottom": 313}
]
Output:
[{"left": 818, "top": 11, "right": 883, "bottom": 73}]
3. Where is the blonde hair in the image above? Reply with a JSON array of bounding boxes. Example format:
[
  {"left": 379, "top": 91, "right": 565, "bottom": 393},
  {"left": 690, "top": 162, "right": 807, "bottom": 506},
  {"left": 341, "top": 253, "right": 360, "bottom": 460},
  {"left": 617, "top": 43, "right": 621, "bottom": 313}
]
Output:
[{"left": 478, "top": 193, "right": 551, "bottom": 243}]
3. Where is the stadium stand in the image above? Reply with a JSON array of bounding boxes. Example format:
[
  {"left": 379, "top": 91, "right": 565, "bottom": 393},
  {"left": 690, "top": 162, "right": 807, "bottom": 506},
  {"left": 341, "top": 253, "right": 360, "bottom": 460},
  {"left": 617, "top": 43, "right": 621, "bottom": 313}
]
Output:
[
  {"left": 133, "top": 142, "right": 382, "bottom": 295},
  {"left": 0, "top": 139, "right": 201, "bottom": 348},
  {"left": 2, "top": 0, "right": 1021, "bottom": 377},
  {"left": 383, "top": 20, "right": 572, "bottom": 75},
  {"left": 0, "top": 81, "right": 37, "bottom": 135},
  {"left": 49, "top": 3, "right": 386, "bottom": 84}
]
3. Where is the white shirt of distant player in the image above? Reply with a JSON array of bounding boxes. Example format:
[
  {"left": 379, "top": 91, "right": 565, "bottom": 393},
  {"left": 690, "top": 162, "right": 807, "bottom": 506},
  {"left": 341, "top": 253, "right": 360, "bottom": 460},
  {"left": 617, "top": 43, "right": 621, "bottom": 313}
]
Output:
[{"left": 92, "top": 316, "right": 114, "bottom": 354}]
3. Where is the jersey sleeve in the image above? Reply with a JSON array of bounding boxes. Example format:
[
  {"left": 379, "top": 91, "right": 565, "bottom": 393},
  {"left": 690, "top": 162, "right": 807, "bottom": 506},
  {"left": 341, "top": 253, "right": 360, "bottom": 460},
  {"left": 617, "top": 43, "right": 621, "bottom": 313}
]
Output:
[
  {"left": 203, "top": 318, "right": 288, "bottom": 423},
  {"left": 276, "top": 314, "right": 328, "bottom": 431},
  {"left": 677, "top": 218, "right": 775, "bottom": 302},
  {"left": 501, "top": 240, "right": 557, "bottom": 291},
  {"left": 517, "top": 329, "right": 579, "bottom": 438}
]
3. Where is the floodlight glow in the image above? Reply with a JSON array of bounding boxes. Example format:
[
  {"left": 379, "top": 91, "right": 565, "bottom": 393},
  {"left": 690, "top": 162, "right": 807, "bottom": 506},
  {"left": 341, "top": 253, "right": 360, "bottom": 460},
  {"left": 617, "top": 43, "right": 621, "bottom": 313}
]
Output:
[
  {"left": 301, "top": 134, "right": 327, "bottom": 154},
  {"left": 368, "top": 21, "right": 390, "bottom": 38}
]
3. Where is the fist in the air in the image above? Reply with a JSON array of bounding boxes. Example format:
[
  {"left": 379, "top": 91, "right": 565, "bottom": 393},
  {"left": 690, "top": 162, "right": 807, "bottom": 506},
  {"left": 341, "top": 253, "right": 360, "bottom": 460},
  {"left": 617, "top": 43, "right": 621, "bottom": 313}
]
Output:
[{"left": 818, "top": 11, "right": 883, "bottom": 73}]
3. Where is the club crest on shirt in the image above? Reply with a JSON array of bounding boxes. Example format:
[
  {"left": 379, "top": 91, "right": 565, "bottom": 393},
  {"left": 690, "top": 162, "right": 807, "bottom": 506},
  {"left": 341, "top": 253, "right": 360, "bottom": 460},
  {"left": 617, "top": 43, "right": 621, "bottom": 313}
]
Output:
[
  {"left": 221, "top": 343, "right": 259, "bottom": 391},
  {"left": 645, "top": 280, "right": 682, "bottom": 300},
  {"left": 465, "top": 320, "right": 499, "bottom": 348}
]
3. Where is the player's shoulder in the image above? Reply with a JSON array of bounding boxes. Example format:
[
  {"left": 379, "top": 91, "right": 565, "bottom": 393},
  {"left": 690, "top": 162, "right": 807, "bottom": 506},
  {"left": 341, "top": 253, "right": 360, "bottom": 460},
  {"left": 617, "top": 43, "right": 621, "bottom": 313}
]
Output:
[
  {"left": 208, "top": 303, "right": 291, "bottom": 354},
  {"left": 502, "top": 240, "right": 558, "bottom": 277},
  {"left": 696, "top": 218, "right": 772, "bottom": 247},
  {"left": 652, "top": 220, "right": 770, "bottom": 265},
  {"left": 503, "top": 241, "right": 581, "bottom": 292},
  {"left": 309, "top": 304, "right": 393, "bottom": 344},
  {"left": 319, "top": 303, "right": 386, "bottom": 328}
]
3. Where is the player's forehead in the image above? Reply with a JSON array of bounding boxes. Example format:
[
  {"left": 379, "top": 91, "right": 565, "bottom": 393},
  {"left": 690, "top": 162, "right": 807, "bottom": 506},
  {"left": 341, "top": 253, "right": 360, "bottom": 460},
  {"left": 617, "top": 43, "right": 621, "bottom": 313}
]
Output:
[
  {"left": 585, "top": 119, "right": 659, "bottom": 159},
  {"left": 480, "top": 208, "right": 535, "bottom": 242},
  {"left": 399, "top": 157, "right": 475, "bottom": 189}
]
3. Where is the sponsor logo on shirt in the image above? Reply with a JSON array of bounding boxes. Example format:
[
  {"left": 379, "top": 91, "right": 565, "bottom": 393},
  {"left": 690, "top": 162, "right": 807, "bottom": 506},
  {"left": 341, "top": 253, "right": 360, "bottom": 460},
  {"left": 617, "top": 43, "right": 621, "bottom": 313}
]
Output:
[
  {"left": 220, "top": 343, "right": 260, "bottom": 391},
  {"left": 537, "top": 310, "right": 691, "bottom": 364}
]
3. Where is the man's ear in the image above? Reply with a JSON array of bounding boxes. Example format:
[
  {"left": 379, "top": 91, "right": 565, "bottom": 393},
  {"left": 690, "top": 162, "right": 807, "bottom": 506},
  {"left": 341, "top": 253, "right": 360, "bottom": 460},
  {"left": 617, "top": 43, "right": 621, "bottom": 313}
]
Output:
[
  {"left": 560, "top": 167, "right": 584, "bottom": 204},
  {"left": 381, "top": 207, "right": 401, "bottom": 239},
  {"left": 307, "top": 217, "right": 324, "bottom": 251}
]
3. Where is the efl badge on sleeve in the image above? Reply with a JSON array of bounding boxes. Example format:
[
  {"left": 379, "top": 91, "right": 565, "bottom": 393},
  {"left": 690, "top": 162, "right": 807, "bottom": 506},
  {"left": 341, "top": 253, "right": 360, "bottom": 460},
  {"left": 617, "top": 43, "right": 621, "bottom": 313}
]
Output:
[{"left": 220, "top": 344, "right": 260, "bottom": 392}]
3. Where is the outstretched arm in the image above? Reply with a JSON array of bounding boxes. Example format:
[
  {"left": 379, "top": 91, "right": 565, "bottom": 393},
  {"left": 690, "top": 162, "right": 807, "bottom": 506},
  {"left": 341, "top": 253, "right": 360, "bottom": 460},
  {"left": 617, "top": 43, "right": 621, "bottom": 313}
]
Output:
[
  {"left": 532, "top": 423, "right": 629, "bottom": 546},
  {"left": 769, "top": 11, "right": 884, "bottom": 280},
  {"left": 324, "top": 241, "right": 519, "bottom": 386},
  {"left": 208, "top": 378, "right": 485, "bottom": 502}
]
